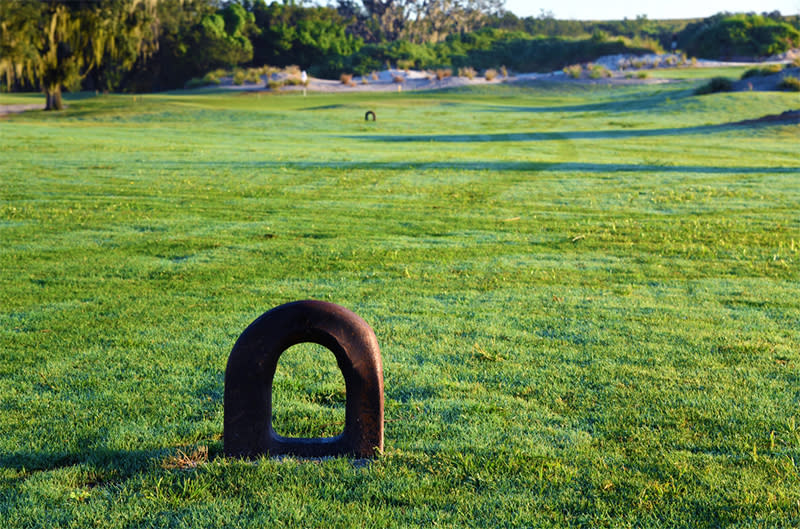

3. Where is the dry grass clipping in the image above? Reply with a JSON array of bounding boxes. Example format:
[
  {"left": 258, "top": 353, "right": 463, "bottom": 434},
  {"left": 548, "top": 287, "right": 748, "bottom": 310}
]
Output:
[{"left": 161, "top": 446, "right": 209, "bottom": 470}]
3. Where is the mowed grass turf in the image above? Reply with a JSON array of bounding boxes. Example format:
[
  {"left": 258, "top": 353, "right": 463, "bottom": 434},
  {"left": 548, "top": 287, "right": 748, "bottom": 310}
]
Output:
[{"left": 1, "top": 75, "right": 799, "bottom": 527}]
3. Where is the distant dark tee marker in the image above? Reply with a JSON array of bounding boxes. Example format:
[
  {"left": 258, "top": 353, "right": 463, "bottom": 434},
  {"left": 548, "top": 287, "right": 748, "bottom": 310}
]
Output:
[{"left": 224, "top": 300, "right": 384, "bottom": 458}]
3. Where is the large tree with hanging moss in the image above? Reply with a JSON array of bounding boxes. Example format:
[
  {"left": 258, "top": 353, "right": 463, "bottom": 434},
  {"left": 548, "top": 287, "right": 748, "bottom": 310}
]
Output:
[{"left": 0, "top": 0, "right": 160, "bottom": 110}]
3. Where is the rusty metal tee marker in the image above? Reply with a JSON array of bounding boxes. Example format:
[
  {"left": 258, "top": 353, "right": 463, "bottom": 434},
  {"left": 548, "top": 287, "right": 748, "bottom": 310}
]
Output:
[{"left": 224, "top": 300, "right": 384, "bottom": 459}]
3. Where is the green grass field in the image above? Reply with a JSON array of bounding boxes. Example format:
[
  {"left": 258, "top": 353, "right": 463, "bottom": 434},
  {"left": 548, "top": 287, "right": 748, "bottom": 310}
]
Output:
[{"left": 1, "top": 76, "right": 799, "bottom": 527}]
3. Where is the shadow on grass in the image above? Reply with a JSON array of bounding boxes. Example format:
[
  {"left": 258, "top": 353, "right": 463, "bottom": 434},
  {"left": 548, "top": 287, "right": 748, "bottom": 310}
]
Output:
[
  {"left": 476, "top": 89, "right": 694, "bottom": 114},
  {"left": 0, "top": 447, "right": 167, "bottom": 476},
  {"left": 300, "top": 104, "right": 348, "bottom": 111},
  {"left": 346, "top": 104, "right": 796, "bottom": 143},
  {"left": 173, "top": 159, "right": 800, "bottom": 175},
  {"left": 346, "top": 121, "right": 759, "bottom": 143}
]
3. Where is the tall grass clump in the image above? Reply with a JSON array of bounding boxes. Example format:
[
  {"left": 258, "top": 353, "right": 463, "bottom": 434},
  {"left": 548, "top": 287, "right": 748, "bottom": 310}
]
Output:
[
  {"left": 436, "top": 68, "right": 452, "bottom": 80},
  {"left": 203, "top": 72, "right": 222, "bottom": 85},
  {"left": 588, "top": 64, "right": 611, "bottom": 79},
  {"left": 244, "top": 68, "right": 262, "bottom": 84},
  {"left": 484, "top": 68, "right": 498, "bottom": 81},
  {"left": 563, "top": 64, "right": 583, "bottom": 78},
  {"left": 458, "top": 67, "right": 476, "bottom": 79}
]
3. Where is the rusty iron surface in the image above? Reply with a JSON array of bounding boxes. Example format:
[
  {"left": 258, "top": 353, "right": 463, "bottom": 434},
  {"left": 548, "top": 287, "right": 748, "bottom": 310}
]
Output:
[{"left": 224, "top": 300, "right": 384, "bottom": 459}]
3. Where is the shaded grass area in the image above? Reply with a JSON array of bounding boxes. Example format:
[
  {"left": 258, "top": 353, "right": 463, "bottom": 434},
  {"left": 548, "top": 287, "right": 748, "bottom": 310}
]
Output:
[{"left": 1, "top": 82, "right": 799, "bottom": 527}]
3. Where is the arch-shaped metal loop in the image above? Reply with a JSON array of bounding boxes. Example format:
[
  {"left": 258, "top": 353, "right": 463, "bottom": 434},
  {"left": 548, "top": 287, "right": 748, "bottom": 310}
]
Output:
[
  {"left": 224, "top": 300, "right": 384, "bottom": 458},
  {"left": 364, "top": 110, "right": 376, "bottom": 121}
]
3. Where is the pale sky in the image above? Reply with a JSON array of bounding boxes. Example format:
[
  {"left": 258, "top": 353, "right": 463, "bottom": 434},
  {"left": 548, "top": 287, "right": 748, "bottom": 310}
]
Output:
[{"left": 503, "top": 0, "right": 800, "bottom": 20}]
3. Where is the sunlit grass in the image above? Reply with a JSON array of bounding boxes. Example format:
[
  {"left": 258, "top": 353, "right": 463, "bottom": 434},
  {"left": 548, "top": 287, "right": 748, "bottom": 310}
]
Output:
[{"left": 1, "top": 79, "right": 799, "bottom": 527}]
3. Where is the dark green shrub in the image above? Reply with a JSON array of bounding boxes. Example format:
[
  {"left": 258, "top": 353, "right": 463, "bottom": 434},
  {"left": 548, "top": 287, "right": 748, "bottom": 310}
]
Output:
[
  {"left": 184, "top": 78, "right": 207, "bottom": 89},
  {"left": 742, "top": 68, "right": 761, "bottom": 79},
  {"left": 695, "top": 76, "right": 734, "bottom": 95}
]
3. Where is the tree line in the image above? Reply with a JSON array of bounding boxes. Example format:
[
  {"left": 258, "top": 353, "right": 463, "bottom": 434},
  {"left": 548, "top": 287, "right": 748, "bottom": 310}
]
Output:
[{"left": 1, "top": 0, "right": 798, "bottom": 110}]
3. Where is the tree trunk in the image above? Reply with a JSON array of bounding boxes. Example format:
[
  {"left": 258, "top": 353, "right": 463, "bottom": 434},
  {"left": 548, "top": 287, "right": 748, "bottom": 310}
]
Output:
[{"left": 45, "top": 86, "right": 63, "bottom": 111}]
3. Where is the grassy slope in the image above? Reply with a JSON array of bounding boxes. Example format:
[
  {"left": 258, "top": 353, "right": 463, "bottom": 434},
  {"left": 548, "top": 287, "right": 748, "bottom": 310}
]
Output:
[
  {"left": 1, "top": 80, "right": 799, "bottom": 527},
  {"left": 648, "top": 66, "right": 751, "bottom": 79}
]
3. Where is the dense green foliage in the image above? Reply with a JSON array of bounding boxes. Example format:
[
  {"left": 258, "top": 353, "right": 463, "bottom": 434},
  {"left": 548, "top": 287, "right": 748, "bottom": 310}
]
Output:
[
  {"left": 193, "top": 3, "right": 256, "bottom": 69},
  {"left": 112, "top": 1, "right": 263, "bottom": 92},
  {"left": 3, "top": 0, "right": 800, "bottom": 97},
  {"left": 343, "top": 29, "right": 660, "bottom": 75},
  {"left": 0, "top": 0, "right": 161, "bottom": 108},
  {"left": 443, "top": 30, "right": 660, "bottom": 73},
  {"left": 250, "top": 2, "right": 362, "bottom": 77},
  {"left": 493, "top": 12, "right": 687, "bottom": 46},
  {"left": 5, "top": 0, "right": 800, "bottom": 98},
  {"left": 678, "top": 13, "right": 800, "bottom": 59},
  {"left": 1, "top": 74, "right": 799, "bottom": 527}
]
